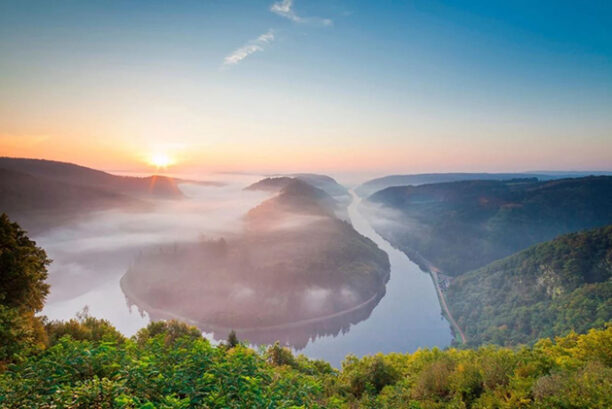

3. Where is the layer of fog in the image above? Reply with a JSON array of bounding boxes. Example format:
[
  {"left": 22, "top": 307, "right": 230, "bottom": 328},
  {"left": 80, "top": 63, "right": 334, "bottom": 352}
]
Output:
[
  {"left": 36, "top": 173, "right": 452, "bottom": 366},
  {"left": 39, "top": 174, "right": 271, "bottom": 335}
]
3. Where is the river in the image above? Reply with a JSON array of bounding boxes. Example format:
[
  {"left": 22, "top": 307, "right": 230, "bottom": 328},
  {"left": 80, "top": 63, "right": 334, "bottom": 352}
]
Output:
[
  {"left": 40, "top": 180, "right": 452, "bottom": 367},
  {"left": 299, "top": 191, "right": 452, "bottom": 365}
]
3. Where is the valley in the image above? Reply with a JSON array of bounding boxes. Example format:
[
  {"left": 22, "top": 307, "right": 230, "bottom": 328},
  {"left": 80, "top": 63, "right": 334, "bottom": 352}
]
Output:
[{"left": 1, "top": 158, "right": 610, "bottom": 364}]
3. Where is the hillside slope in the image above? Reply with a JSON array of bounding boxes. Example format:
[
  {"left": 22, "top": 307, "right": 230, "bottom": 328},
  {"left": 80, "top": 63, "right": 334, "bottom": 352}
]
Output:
[
  {"left": 0, "top": 157, "right": 184, "bottom": 199},
  {"left": 0, "top": 168, "right": 144, "bottom": 232},
  {"left": 447, "top": 226, "right": 612, "bottom": 346},
  {"left": 0, "top": 168, "right": 132, "bottom": 213},
  {"left": 248, "top": 173, "right": 349, "bottom": 198},
  {"left": 355, "top": 171, "right": 612, "bottom": 198},
  {"left": 365, "top": 176, "right": 612, "bottom": 274},
  {"left": 291, "top": 173, "right": 350, "bottom": 199},
  {"left": 247, "top": 176, "right": 348, "bottom": 220},
  {"left": 245, "top": 176, "right": 296, "bottom": 192},
  {"left": 356, "top": 172, "right": 547, "bottom": 197}
]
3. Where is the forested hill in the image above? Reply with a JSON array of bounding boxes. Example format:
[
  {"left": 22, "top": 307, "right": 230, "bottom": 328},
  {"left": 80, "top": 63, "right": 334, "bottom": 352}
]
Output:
[
  {"left": 246, "top": 177, "right": 346, "bottom": 219},
  {"left": 356, "top": 172, "right": 545, "bottom": 197},
  {"left": 247, "top": 173, "right": 350, "bottom": 208},
  {"left": 0, "top": 168, "right": 133, "bottom": 214},
  {"left": 290, "top": 173, "right": 350, "bottom": 199},
  {"left": 0, "top": 157, "right": 206, "bottom": 199},
  {"left": 0, "top": 168, "right": 146, "bottom": 233},
  {"left": 247, "top": 178, "right": 339, "bottom": 217},
  {"left": 365, "top": 176, "right": 612, "bottom": 275},
  {"left": 0, "top": 157, "right": 198, "bottom": 232},
  {"left": 355, "top": 171, "right": 612, "bottom": 198},
  {"left": 245, "top": 176, "right": 296, "bottom": 192},
  {"left": 121, "top": 177, "right": 389, "bottom": 339},
  {"left": 447, "top": 225, "right": 612, "bottom": 347}
]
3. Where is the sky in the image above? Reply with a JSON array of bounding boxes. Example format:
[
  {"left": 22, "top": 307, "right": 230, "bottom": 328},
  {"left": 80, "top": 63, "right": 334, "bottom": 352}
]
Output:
[{"left": 0, "top": 0, "right": 611, "bottom": 176}]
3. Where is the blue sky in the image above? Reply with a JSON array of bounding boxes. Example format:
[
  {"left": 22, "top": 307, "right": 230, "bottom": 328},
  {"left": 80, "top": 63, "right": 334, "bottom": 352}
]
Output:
[{"left": 0, "top": 0, "right": 610, "bottom": 173}]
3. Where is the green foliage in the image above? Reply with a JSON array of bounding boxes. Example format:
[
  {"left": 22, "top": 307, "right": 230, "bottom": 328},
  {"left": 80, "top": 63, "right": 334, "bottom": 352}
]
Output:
[
  {"left": 0, "top": 318, "right": 610, "bottom": 408},
  {"left": 134, "top": 320, "right": 203, "bottom": 346},
  {"left": 0, "top": 213, "right": 50, "bottom": 311},
  {"left": 267, "top": 341, "right": 296, "bottom": 367},
  {"left": 45, "top": 307, "right": 126, "bottom": 346},
  {"left": 447, "top": 225, "right": 612, "bottom": 346},
  {"left": 338, "top": 354, "right": 400, "bottom": 398},
  {"left": 0, "top": 322, "right": 328, "bottom": 408},
  {"left": 0, "top": 305, "right": 46, "bottom": 367},
  {"left": 0, "top": 213, "right": 50, "bottom": 365}
]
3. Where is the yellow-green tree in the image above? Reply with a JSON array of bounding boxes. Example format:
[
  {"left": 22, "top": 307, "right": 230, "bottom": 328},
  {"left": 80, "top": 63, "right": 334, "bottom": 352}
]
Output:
[{"left": 0, "top": 213, "right": 50, "bottom": 366}]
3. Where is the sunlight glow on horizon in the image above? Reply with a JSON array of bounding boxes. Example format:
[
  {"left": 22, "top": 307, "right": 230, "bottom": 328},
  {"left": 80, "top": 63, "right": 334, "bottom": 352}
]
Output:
[{"left": 148, "top": 153, "right": 174, "bottom": 170}]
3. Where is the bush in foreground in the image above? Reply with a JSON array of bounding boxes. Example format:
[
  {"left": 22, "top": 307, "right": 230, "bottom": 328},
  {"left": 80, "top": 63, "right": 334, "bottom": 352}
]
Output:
[{"left": 0, "top": 320, "right": 610, "bottom": 408}]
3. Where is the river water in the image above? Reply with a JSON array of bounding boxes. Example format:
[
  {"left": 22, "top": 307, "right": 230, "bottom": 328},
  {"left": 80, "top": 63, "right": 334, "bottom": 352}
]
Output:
[
  {"left": 40, "top": 180, "right": 452, "bottom": 367},
  {"left": 299, "top": 191, "right": 452, "bottom": 365}
]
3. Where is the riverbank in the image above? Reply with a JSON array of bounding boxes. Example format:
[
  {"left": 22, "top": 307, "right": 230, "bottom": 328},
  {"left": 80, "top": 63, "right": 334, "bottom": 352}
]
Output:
[
  {"left": 429, "top": 270, "right": 466, "bottom": 344},
  {"left": 391, "top": 246, "right": 466, "bottom": 344}
]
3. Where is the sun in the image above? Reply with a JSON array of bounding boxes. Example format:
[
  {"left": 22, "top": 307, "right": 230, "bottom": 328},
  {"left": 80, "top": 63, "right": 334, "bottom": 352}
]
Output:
[{"left": 149, "top": 153, "right": 173, "bottom": 169}]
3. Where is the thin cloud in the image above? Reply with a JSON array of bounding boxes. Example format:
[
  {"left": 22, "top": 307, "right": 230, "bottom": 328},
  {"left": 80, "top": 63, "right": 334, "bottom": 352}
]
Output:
[
  {"left": 270, "top": 0, "right": 332, "bottom": 26},
  {"left": 223, "top": 30, "right": 275, "bottom": 67}
]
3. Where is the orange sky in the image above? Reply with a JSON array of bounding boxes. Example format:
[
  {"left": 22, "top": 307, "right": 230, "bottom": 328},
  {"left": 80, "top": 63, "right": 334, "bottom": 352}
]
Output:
[{"left": 2, "top": 128, "right": 610, "bottom": 176}]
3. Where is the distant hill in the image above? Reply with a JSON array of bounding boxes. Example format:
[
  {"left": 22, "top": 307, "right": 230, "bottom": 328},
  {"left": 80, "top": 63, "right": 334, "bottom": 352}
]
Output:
[
  {"left": 249, "top": 173, "right": 349, "bottom": 200},
  {"left": 528, "top": 170, "right": 612, "bottom": 177},
  {"left": 245, "top": 176, "right": 295, "bottom": 192},
  {"left": 365, "top": 176, "right": 612, "bottom": 275},
  {"left": 355, "top": 171, "right": 612, "bottom": 197},
  {"left": 247, "top": 178, "right": 339, "bottom": 219},
  {"left": 0, "top": 157, "right": 225, "bottom": 233},
  {"left": 447, "top": 225, "right": 612, "bottom": 346},
  {"left": 0, "top": 157, "right": 186, "bottom": 199},
  {"left": 290, "top": 173, "right": 350, "bottom": 199},
  {"left": 0, "top": 168, "right": 144, "bottom": 232},
  {"left": 0, "top": 168, "right": 133, "bottom": 213},
  {"left": 246, "top": 176, "right": 347, "bottom": 220}
]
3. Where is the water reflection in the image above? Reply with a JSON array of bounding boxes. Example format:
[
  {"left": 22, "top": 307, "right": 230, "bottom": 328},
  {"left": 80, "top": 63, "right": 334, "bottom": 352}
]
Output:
[{"left": 130, "top": 288, "right": 385, "bottom": 350}]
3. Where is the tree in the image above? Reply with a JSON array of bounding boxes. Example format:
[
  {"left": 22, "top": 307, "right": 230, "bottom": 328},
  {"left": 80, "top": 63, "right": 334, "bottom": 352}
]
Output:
[
  {"left": 267, "top": 341, "right": 295, "bottom": 367},
  {"left": 45, "top": 306, "right": 125, "bottom": 346},
  {"left": 0, "top": 213, "right": 50, "bottom": 365},
  {"left": 0, "top": 213, "right": 49, "bottom": 311},
  {"left": 133, "top": 320, "right": 202, "bottom": 346},
  {"left": 227, "top": 330, "right": 239, "bottom": 348}
]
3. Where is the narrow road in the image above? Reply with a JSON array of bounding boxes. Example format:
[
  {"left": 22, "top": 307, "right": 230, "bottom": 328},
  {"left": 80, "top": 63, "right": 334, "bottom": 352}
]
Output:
[{"left": 430, "top": 270, "right": 466, "bottom": 344}]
